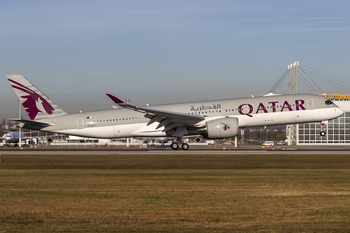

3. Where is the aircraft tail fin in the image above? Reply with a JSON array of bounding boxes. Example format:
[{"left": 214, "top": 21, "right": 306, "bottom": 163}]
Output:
[{"left": 7, "top": 75, "right": 67, "bottom": 120}]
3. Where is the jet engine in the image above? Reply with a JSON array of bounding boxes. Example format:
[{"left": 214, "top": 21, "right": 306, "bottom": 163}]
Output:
[
  {"left": 28, "top": 139, "right": 36, "bottom": 145},
  {"left": 206, "top": 117, "right": 239, "bottom": 138}
]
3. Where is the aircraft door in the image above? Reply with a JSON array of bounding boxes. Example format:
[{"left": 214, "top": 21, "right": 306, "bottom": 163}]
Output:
[
  {"left": 77, "top": 118, "right": 84, "bottom": 129},
  {"left": 307, "top": 99, "right": 314, "bottom": 110},
  {"left": 114, "top": 127, "right": 121, "bottom": 135}
]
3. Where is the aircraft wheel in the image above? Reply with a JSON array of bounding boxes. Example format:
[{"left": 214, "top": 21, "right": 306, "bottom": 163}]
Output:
[
  {"left": 170, "top": 142, "right": 179, "bottom": 150},
  {"left": 320, "top": 131, "right": 326, "bottom": 136},
  {"left": 182, "top": 143, "right": 189, "bottom": 150}
]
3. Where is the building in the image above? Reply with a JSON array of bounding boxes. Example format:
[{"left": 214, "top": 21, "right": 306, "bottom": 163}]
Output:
[{"left": 297, "top": 93, "right": 350, "bottom": 145}]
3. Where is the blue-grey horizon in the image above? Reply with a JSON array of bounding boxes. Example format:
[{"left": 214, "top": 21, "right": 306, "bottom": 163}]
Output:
[{"left": 1, "top": 0, "right": 350, "bottom": 120}]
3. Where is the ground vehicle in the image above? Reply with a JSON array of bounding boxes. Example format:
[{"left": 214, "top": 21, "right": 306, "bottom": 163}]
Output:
[{"left": 262, "top": 141, "right": 274, "bottom": 146}]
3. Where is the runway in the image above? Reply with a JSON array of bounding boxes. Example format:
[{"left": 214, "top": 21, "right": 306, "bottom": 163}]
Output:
[{"left": 1, "top": 145, "right": 349, "bottom": 155}]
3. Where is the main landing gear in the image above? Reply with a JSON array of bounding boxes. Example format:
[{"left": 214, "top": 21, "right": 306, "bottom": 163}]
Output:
[{"left": 170, "top": 139, "right": 189, "bottom": 150}]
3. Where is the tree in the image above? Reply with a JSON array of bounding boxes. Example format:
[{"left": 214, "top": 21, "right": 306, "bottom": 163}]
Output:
[{"left": 272, "top": 129, "right": 286, "bottom": 142}]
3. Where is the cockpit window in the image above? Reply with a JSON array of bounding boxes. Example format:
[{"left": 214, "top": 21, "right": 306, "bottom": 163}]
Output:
[{"left": 325, "top": 100, "right": 333, "bottom": 105}]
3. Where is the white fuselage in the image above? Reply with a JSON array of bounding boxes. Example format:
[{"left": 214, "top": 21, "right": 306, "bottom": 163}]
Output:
[{"left": 31, "top": 94, "right": 343, "bottom": 139}]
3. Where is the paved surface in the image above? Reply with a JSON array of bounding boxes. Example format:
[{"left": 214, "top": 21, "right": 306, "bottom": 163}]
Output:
[{"left": 0, "top": 144, "right": 349, "bottom": 155}]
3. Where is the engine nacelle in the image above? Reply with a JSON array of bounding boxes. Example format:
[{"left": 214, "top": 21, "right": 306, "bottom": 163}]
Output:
[
  {"left": 206, "top": 117, "right": 239, "bottom": 138},
  {"left": 47, "top": 137, "right": 54, "bottom": 143},
  {"left": 28, "top": 140, "right": 36, "bottom": 145}
]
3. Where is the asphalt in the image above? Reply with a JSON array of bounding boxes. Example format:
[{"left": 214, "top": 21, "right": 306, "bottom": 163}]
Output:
[{"left": 0, "top": 144, "right": 349, "bottom": 155}]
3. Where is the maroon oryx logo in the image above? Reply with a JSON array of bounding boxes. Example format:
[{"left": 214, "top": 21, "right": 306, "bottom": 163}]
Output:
[
  {"left": 9, "top": 79, "right": 54, "bottom": 120},
  {"left": 221, "top": 123, "right": 230, "bottom": 131}
]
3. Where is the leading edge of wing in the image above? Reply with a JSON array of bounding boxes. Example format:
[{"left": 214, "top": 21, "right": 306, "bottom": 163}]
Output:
[{"left": 106, "top": 93, "right": 205, "bottom": 121}]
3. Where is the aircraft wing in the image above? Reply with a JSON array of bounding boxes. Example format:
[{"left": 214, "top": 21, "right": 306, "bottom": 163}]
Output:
[{"left": 106, "top": 94, "right": 205, "bottom": 137}]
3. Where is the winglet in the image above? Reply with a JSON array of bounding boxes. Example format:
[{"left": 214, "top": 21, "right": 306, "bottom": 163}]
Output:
[
  {"left": 106, "top": 93, "right": 136, "bottom": 110},
  {"left": 106, "top": 93, "right": 124, "bottom": 104},
  {"left": 106, "top": 93, "right": 147, "bottom": 114}
]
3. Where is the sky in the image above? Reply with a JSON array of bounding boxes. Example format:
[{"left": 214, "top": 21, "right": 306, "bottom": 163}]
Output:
[{"left": 1, "top": 0, "right": 350, "bottom": 120}]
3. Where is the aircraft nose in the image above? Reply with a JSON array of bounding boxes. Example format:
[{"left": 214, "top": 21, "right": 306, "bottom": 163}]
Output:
[{"left": 336, "top": 107, "right": 344, "bottom": 117}]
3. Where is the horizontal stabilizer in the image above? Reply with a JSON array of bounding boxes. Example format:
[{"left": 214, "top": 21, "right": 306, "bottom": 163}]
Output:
[{"left": 8, "top": 118, "right": 52, "bottom": 130}]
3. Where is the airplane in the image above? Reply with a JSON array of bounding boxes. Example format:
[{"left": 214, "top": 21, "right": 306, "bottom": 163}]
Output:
[
  {"left": 0, "top": 131, "right": 24, "bottom": 145},
  {"left": 0, "top": 131, "right": 40, "bottom": 146},
  {"left": 0, "top": 131, "right": 48, "bottom": 146},
  {"left": 6, "top": 74, "right": 344, "bottom": 150}
]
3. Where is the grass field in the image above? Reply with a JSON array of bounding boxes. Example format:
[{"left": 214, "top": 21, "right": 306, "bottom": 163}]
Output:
[{"left": 0, "top": 153, "right": 350, "bottom": 232}]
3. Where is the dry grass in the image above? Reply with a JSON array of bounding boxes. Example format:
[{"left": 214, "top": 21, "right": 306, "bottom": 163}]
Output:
[{"left": 0, "top": 153, "right": 350, "bottom": 232}]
